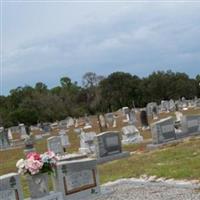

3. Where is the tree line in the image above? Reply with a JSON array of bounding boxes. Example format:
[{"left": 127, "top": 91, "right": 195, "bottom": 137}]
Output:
[{"left": 0, "top": 70, "right": 199, "bottom": 127}]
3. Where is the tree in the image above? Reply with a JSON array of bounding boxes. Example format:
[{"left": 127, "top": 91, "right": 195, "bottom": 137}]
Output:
[
  {"left": 35, "top": 82, "right": 47, "bottom": 93},
  {"left": 99, "top": 72, "right": 141, "bottom": 111},
  {"left": 60, "top": 77, "right": 72, "bottom": 88}
]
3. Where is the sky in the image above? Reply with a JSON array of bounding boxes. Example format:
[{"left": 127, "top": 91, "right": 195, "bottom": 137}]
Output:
[{"left": 1, "top": 1, "right": 200, "bottom": 95}]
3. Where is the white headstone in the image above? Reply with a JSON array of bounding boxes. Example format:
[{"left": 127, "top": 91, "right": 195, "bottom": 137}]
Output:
[
  {"left": 19, "top": 124, "right": 27, "bottom": 139},
  {"left": 8, "top": 128, "right": 13, "bottom": 140},
  {"left": 0, "top": 127, "right": 10, "bottom": 149},
  {"left": 47, "top": 136, "right": 64, "bottom": 155},
  {"left": 79, "top": 130, "right": 96, "bottom": 154},
  {"left": 59, "top": 130, "right": 70, "bottom": 148},
  {"left": 122, "top": 125, "right": 143, "bottom": 144}
]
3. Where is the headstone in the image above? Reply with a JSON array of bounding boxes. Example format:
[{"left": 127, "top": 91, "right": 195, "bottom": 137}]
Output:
[
  {"left": 66, "top": 117, "right": 74, "bottom": 128},
  {"left": 74, "top": 118, "right": 79, "bottom": 128},
  {"left": 8, "top": 128, "right": 13, "bottom": 140},
  {"left": 42, "top": 123, "right": 52, "bottom": 133},
  {"left": 47, "top": 136, "right": 64, "bottom": 155},
  {"left": 161, "top": 100, "right": 170, "bottom": 112},
  {"left": 59, "top": 129, "right": 70, "bottom": 151},
  {"left": 181, "top": 97, "right": 188, "bottom": 110},
  {"left": 169, "top": 99, "right": 176, "bottom": 112},
  {"left": 174, "top": 110, "right": 183, "bottom": 131},
  {"left": 121, "top": 125, "right": 143, "bottom": 144},
  {"left": 24, "top": 134, "right": 35, "bottom": 155},
  {"left": 175, "top": 111, "right": 183, "bottom": 122},
  {"left": 94, "top": 131, "right": 129, "bottom": 163},
  {"left": 83, "top": 115, "right": 92, "bottom": 130},
  {"left": 112, "top": 115, "right": 118, "bottom": 128},
  {"left": 122, "top": 107, "right": 130, "bottom": 123},
  {"left": 98, "top": 114, "right": 106, "bottom": 131},
  {"left": 147, "top": 102, "right": 159, "bottom": 120},
  {"left": 140, "top": 110, "right": 149, "bottom": 129},
  {"left": 19, "top": 124, "right": 28, "bottom": 139},
  {"left": 150, "top": 117, "right": 176, "bottom": 144},
  {"left": 195, "top": 98, "right": 200, "bottom": 108},
  {"left": 104, "top": 113, "right": 114, "bottom": 128},
  {"left": 59, "top": 120, "right": 68, "bottom": 129},
  {"left": 0, "top": 127, "right": 10, "bottom": 149},
  {"left": 50, "top": 122, "right": 58, "bottom": 130},
  {"left": 79, "top": 130, "right": 96, "bottom": 154},
  {"left": 181, "top": 115, "right": 200, "bottom": 135},
  {"left": 128, "top": 109, "right": 137, "bottom": 125},
  {"left": 52, "top": 158, "right": 100, "bottom": 200},
  {"left": 0, "top": 173, "right": 23, "bottom": 200}
]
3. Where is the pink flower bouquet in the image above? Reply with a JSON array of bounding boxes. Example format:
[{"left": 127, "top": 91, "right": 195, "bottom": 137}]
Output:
[{"left": 16, "top": 151, "right": 57, "bottom": 175}]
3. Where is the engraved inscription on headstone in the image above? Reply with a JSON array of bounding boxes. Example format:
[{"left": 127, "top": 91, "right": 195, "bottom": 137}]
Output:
[
  {"left": 151, "top": 117, "right": 176, "bottom": 144},
  {"left": 181, "top": 115, "right": 200, "bottom": 135},
  {"left": 95, "top": 131, "right": 122, "bottom": 158},
  {"left": 53, "top": 158, "right": 100, "bottom": 200}
]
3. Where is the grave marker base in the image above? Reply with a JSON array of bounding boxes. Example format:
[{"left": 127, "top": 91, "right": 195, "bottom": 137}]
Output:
[
  {"left": 96, "top": 151, "right": 130, "bottom": 164},
  {"left": 25, "top": 191, "right": 63, "bottom": 200}
]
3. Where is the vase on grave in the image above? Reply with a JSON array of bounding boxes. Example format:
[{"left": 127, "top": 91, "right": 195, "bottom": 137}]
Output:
[{"left": 26, "top": 172, "right": 49, "bottom": 199}]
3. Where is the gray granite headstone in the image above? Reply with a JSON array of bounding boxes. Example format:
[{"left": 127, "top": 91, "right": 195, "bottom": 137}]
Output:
[
  {"left": 181, "top": 115, "right": 200, "bottom": 135},
  {"left": 0, "top": 173, "right": 24, "bottom": 200},
  {"left": 0, "top": 127, "right": 10, "bottom": 149},
  {"left": 52, "top": 158, "right": 100, "bottom": 200},
  {"left": 104, "top": 113, "right": 114, "bottom": 127},
  {"left": 95, "top": 131, "right": 122, "bottom": 158},
  {"left": 59, "top": 130, "right": 70, "bottom": 149},
  {"left": 24, "top": 134, "right": 35, "bottom": 155},
  {"left": 128, "top": 109, "right": 137, "bottom": 125},
  {"left": 195, "top": 98, "right": 200, "bottom": 108},
  {"left": 47, "top": 136, "right": 64, "bottom": 155},
  {"left": 161, "top": 100, "right": 170, "bottom": 112},
  {"left": 151, "top": 117, "right": 176, "bottom": 144},
  {"left": 94, "top": 131, "right": 130, "bottom": 163}
]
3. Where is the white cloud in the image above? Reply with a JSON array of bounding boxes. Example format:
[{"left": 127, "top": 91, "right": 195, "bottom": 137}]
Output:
[{"left": 3, "top": 3, "right": 200, "bottom": 94}]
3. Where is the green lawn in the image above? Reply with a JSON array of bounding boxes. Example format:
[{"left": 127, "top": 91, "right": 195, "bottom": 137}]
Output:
[{"left": 99, "top": 137, "right": 200, "bottom": 183}]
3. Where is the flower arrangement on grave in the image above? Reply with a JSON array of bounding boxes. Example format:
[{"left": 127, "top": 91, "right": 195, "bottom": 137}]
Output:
[{"left": 16, "top": 151, "right": 57, "bottom": 175}]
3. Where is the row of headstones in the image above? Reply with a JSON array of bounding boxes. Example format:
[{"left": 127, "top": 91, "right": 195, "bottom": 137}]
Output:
[
  {"left": 47, "top": 124, "right": 143, "bottom": 159},
  {"left": 47, "top": 130, "right": 134, "bottom": 160},
  {"left": 1, "top": 105, "right": 150, "bottom": 151},
  {"left": 150, "top": 114, "right": 200, "bottom": 145},
  {"left": 0, "top": 123, "right": 51, "bottom": 150},
  {"left": 1, "top": 131, "right": 131, "bottom": 200},
  {"left": 147, "top": 97, "right": 200, "bottom": 117}
]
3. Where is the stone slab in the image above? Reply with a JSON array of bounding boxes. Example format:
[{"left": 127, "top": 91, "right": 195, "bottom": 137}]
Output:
[
  {"left": 25, "top": 191, "right": 63, "bottom": 200},
  {"left": 97, "top": 151, "right": 130, "bottom": 164}
]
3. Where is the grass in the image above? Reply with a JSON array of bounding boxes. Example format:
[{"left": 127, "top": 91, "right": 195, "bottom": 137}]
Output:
[
  {"left": 99, "top": 138, "right": 200, "bottom": 183},
  {"left": 0, "top": 108, "right": 200, "bottom": 197}
]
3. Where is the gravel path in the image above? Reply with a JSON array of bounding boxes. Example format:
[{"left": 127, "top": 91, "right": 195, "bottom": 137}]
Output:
[{"left": 91, "top": 178, "right": 200, "bottom": 200}]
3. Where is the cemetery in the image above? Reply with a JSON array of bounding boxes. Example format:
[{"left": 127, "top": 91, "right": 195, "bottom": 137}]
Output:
[
  {"left": 2, "top": 2, "right": 200, "bottom": 198},
  {"left": 0, "top": 100, "right": 200, "bottom": 199}
]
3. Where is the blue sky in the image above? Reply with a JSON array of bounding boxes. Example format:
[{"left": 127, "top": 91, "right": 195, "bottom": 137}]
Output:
[{"left": 2, "top": 1, "right": 200, "bottom": 95}]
